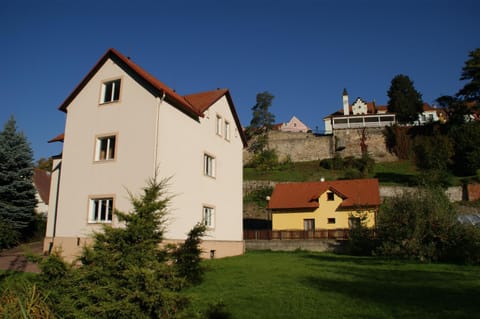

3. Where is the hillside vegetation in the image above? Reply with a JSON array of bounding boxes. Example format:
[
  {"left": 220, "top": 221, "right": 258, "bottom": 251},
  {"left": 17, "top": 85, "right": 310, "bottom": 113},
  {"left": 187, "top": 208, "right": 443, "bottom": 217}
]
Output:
[{"left": 245, "top": 159, "right": 422, "bottom": 185}]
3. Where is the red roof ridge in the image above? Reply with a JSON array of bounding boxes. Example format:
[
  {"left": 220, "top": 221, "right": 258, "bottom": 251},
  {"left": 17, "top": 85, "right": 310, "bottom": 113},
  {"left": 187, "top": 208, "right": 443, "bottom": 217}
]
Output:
[
  {"left": 56, "top": 49, "right": 247, "bottom": 146},
  {"left": 268, "top": 178, "right": 380, "bottom": 210}
]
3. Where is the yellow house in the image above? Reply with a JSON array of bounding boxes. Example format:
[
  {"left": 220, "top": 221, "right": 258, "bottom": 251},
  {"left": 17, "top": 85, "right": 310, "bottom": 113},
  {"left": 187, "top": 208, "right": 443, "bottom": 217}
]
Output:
[{"left": 268, "top": 179, "right": 380, "bottom": 231}]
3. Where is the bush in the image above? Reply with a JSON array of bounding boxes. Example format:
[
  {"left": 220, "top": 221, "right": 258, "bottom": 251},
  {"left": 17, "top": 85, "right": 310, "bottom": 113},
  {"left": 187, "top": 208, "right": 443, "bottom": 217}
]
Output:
[
  {"left": 244, "top": 186, "right": 274, "bottom": 208},
  {"left": 174, "top": 223, "right": 207, "bottom": 285},
  {"left": 0, "top": 218, "right": 19, "bottom": 250},
  {"left": 376, "top": 186, "right": 480, "bottom": 263},
  {"left": 345, "top": 225, "right": 378, "bottom": 256}
]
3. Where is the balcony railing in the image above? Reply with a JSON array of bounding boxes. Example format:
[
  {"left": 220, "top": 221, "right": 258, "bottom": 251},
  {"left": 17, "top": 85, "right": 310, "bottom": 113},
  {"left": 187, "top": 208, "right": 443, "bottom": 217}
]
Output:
[
  {"left": 331, "top": 114, "right": 396, "bottom": 130},
  {"left": 243, "top": 229, "right": 350, "bottom": 241}
]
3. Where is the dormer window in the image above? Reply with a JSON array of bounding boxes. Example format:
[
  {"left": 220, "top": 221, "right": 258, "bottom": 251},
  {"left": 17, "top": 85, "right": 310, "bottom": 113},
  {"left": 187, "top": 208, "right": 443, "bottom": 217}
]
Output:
[
  {"left": 101, "top": 79, "right": 121, "bottom": 103},
  {"left": 327, "top": 192, "right": 334, "bottom": 201}
]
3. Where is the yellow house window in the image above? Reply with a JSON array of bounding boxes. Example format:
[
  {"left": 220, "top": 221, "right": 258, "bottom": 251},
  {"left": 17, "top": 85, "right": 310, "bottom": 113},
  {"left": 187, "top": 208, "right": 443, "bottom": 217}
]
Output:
[
  {"left": 327, "top": 218, "right": 336, "bottom": 224},
  {"left": 327, "top": 192, "right": 334, "bottom": 201},
  {"left": 304, "top": 219, "right": 315, "bottom": 231}
]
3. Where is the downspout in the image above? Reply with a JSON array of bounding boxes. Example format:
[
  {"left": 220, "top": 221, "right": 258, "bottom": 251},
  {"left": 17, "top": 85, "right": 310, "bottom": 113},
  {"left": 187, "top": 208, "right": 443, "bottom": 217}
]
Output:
[
  {"left": 48, "top": 160, "right": 62, "bottom": 254},
  {"left": 154, "top": 91, "right": 166, "bottom": 175}
]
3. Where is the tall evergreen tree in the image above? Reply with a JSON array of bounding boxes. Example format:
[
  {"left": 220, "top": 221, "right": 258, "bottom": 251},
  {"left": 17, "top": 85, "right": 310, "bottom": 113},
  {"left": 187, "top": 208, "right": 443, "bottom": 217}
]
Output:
[
  {"left": 0, "top": 116, "right": 37, "bottom": 241},
  {"left": 387, "top": 74, "right": 424, "bottom": 124}
]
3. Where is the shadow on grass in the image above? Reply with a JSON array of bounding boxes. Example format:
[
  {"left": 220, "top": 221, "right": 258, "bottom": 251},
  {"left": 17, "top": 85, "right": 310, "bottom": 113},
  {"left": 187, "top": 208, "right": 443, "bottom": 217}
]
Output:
[
  {"left": 374, "top": 172, "right": 417, "bottom": 186},
  {"left": 300, "top": 254, "right": 479, "bottom": 318}
]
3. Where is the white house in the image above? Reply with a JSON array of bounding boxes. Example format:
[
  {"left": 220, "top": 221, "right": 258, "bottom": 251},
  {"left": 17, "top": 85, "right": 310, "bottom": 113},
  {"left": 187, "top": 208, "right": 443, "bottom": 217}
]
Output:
[
  {"left": 44, "top": 48, "right": 246, "bottom": 260},
  {"left": 323, "top": 89, "right": 395, "bottom": 134}
]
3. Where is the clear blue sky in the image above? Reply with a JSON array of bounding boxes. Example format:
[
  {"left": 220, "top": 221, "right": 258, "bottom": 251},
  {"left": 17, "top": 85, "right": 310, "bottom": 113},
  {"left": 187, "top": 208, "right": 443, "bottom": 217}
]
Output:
[{"left": 1, "top": 0, "right": 479, "bottom": 161}]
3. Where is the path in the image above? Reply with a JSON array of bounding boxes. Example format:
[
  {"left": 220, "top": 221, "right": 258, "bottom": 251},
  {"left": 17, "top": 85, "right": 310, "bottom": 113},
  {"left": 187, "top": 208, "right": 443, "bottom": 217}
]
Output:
[{"left": 0, "top": 241, "right": 43, "bottom": 273}]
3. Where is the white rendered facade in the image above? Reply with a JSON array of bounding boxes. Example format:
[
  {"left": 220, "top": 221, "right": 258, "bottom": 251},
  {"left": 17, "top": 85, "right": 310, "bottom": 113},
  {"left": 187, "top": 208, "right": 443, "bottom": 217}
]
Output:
[{"left": 44, "top": 49, "right": 245, "bottom": 260}]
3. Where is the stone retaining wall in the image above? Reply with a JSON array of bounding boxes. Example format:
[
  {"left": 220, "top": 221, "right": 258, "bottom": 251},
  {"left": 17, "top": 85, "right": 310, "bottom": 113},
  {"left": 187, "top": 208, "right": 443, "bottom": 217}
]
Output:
[{"left": 245, "top": 239, "right": 342, "bottom": 252}]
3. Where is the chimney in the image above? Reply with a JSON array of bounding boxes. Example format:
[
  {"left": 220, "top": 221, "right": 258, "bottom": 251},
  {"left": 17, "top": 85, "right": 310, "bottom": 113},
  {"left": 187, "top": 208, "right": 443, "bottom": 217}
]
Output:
[{"left": 343, "top": 88, "right": 349, "bottom": 115}]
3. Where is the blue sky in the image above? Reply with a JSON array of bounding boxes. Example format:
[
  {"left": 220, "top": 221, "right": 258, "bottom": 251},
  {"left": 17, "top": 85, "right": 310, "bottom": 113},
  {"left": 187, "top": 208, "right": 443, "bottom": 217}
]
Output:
[{"left": 1, "top": 0, "right": 479, "bottom": 161}]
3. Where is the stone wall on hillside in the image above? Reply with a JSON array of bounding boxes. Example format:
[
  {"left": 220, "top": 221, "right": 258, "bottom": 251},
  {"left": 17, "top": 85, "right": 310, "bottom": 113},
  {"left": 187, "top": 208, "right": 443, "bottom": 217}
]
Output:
[
  {"left": 243, "top": 128, "right": 397, "bottom": 164},
  {"left": 333, "top": 128, "right": 397, "bottom": 162}
]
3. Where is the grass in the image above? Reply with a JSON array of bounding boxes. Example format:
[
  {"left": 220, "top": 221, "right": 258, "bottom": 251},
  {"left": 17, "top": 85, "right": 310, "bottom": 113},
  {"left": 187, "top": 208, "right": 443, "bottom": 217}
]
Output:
[
  {"left": 185, "top": 251, "right": 480, "bottom": 319},
  {"left": 244, "top": 160, "right": 421, "bottom": 185}
]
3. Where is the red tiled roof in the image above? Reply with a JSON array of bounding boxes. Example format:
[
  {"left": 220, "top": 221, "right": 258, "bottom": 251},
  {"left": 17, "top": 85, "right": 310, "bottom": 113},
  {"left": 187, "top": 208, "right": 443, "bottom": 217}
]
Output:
[
  {"left": 33, "top": 169, "right": 51, "bottom": 205},
  {"left": 56, "top": 48, "right": 247, "bottom": 146},
  {"left": 268, "top": 179, "right": 380, "bottom": 210},
  {"left": 48, "top": 133, "right": 64, "bottom": 143},
  {"left": 184, "top": 89, "right": 227, "bottom": 114},
  {"left": 422, "top": 103, "right": 436, "bottom": 111}
]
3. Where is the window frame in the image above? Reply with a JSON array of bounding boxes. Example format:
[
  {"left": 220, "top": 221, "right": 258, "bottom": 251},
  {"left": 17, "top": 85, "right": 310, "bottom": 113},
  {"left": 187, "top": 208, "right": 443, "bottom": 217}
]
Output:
[
  {"left": 88, "top": 196, "right": 114, "bottom": 224},
  {"left": 224, "top": 120, "right": 231, "bottom": 141},
  {"left": 94, "top": 134, "right": 118, "bottom": 162},
  {"left": 203, "top": 153, "right": 216, "bottom": 178},
  {"left": 216, "top": 115, "right": 223, "bottom": 136},
  {"left": 100, "top": 78, "right": 122, "bottom": 104},
  {"left": 202, "top": 205, "right": 215, "bottom": 228}
]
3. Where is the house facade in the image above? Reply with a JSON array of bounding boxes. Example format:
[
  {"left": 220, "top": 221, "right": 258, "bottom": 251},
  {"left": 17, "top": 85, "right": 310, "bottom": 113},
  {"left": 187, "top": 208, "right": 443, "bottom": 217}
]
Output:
[
  {"left": 268, "top": 179, "right": 380, "bottom": 231},
  {"left": 324, "top": 89, "right": 443, "bottom": 134},
  {"left": 323, "top": 90, "right": 396, "bottom": 134},
  {"left": 44, "top": 48, "right": 246, "bottom": 260},
  {"left": 276, "top": 116, "right": 310, "bottom": 133}
]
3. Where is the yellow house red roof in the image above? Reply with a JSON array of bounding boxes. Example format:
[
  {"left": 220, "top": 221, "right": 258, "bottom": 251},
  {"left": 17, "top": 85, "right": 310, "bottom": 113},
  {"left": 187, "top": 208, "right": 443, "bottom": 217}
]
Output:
[{"left": 268, "top": 179, "right": 380, "bottom": 210}]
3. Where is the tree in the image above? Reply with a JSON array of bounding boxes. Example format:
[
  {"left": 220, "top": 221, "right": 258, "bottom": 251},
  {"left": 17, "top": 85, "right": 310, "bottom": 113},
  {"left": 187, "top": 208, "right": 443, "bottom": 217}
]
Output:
[
  {"left": 249, "top": 91, "right": 275, "bottom": 131},
  {"left": 0, "top": 116, "right": 37, "bottom": 248},
  {"left": 387, "top": 74, "right": 424, "bottom": 124},
  {"left": 247, "top": 91, "right": 275, "bottom": 153},
  {"left": 457, "top": 48, "right": 480, "bottom": 101},
  {"left": 448, "top": 121, "right": 480, "bottom": 176},
  {"left": 376, "top": 187, "right": 480, "bottom": 263},
  {"left": 40, "top": 176, "right": 203, "bottom": 318}
]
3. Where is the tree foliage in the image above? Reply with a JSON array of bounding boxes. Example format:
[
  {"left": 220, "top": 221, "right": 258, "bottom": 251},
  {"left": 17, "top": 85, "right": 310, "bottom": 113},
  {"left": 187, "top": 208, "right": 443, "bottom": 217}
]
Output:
[
  {"left": 457, "top": 48, "right": 480, "bottom": 101},
  {"left": 387, "top": 74, "right": 424, "bottom": 124},
  {"left": 39, "top": 176, "right": 207, "bottom": 318},
  {"left": 0, "top": 116, "right": 37, "bottom": 248},
  {"left": 448, "top": 121, "right": 480, "bottom": 176},
  {"left": 36, "top": 157, "right": 53, "bottom": 171},
  {"left": 376, "top": 187, "right": 480, "bottom": 263},
  {"left": 249, "top": 91, "right": 275, "bottom": 131},
  {"left": 247, "top": 91, "right": 275, "bottom": 154}
]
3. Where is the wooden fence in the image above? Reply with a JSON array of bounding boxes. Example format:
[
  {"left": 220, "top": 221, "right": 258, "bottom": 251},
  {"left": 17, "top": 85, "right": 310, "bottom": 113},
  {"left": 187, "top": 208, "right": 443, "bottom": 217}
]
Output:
[{"left": 243, "top": 229, "right": 350, "bottom": 241}]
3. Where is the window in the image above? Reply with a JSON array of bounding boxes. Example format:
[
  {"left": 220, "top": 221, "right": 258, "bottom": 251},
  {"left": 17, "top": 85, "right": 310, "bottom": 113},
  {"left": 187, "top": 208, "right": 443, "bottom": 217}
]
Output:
[
  {"left": 224, "top": 121, "right": 230, "bottom": 141},
  {"left": 304, "top": 219, "right": 315, "bottom": 231},
  {"left": 89, "top": 197, "right": 113, "bottom": 223},
  {"left": 95, "top": 135, "right": 116, "bottom": 161},
  {"left": 204, "top": 153, "right": 215, "bottom": 177},
  {"left": 216, "top": 115, "right": 222, "bottom": 136},
  {"left": 203, "top": 206, "right": 214, "bottom": 227},
  {"left": 327, "top": 218, "right": 336, "bottom": 224},
  {"left": 327, "top": 192, "right": 334, "bottom": 201},
  {"left": 101, "top": 79, "right": 121, "bottom": 103}
]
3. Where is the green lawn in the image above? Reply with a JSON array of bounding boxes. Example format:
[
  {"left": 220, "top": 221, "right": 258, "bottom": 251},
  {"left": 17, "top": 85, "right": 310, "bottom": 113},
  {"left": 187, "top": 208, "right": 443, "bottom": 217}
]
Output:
[{"left": 185, "top": 251, "right": 480, "bottom": 319}]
